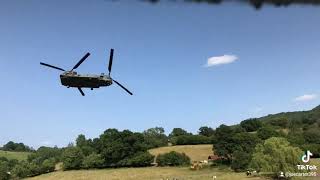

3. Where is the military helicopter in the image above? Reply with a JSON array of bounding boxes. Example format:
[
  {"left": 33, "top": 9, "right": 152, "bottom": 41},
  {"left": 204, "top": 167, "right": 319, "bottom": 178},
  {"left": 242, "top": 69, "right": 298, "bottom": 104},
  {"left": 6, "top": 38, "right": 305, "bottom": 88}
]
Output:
[{"left": 40, "top": 49, "right": 133, "bottom": 96}]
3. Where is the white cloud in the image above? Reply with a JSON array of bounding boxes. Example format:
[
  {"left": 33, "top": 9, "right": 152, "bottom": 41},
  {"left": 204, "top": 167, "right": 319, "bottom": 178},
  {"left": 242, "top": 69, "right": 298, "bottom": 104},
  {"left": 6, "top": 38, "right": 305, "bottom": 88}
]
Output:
[
  {"left": 206, "top": 54, "right": 238, "bottom": 67},
  {"left": 294, "top": 94, "right": 318, "bottom": 102}
]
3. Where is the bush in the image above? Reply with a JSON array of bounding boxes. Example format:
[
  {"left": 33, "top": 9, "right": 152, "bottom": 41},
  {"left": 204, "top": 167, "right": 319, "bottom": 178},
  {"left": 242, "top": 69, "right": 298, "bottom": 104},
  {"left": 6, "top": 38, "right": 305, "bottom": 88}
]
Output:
[
  {"left": 0, "top": 160, "right": 10, "bottom": 180},
  {"left": 82, "top": 153, "right": 104, "bottom": 169},
  {"left": 62, "top": 147, "right": 84, "bottom": 170},
  {"left": 28, "top": 146, "right": 61, "bottom": 165},
  {"left": 156, "top": 151, "right": 190, "bottom": 166},
  {"left": 40, "top": 158, "right": 56, "bottom": 173},
  {"left": 123, "top": 152, "right": 154, "bottom": 167},
  {"left": 11, "top": 161, "right": 41, "bottom": 178}
]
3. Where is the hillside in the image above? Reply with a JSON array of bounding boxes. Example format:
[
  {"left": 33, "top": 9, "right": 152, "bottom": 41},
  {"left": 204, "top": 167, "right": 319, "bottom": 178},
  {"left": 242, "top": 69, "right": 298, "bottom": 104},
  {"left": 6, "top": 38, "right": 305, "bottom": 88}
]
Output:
[
  {"left": 257, "top": 105, "right": 320, "bottom": 124},
  {"left": 0, "top": 150, "right": 31, "bottom": 161},
  {"left": 149, "top": 144, "right": 213, "bottom": 162}
]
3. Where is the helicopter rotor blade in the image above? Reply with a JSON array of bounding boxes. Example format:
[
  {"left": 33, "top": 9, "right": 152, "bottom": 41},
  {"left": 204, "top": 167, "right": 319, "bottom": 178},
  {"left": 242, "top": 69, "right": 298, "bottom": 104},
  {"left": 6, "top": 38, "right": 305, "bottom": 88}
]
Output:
[
  {"left": 40, "top": 62, "right": 65, "bottom": 71},
  {"left": 71, "top": 53, "right": 90, "bottom": 71},
  {"left": 108, "top": 49, "right": 114, "bottom": 76},
  {"left": 77, "top": 87, "right": 85, "bottom": 96},
  {"left": 112, "top": 79, "right": 133, "bottom": 95}
]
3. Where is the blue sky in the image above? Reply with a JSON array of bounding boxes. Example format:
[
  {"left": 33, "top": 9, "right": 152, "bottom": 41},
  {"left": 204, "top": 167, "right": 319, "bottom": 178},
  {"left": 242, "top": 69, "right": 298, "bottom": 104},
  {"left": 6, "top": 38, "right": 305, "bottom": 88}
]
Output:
[{"left": 0, "top": 0, "right": 320, "bottom": 148}]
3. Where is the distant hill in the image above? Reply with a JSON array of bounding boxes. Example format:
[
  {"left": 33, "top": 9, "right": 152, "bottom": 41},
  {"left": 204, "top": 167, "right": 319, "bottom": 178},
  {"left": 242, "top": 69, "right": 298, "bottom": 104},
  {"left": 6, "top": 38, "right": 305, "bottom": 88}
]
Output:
[{"left": 258, "top": 105, "right": 320, "bottom": 124}]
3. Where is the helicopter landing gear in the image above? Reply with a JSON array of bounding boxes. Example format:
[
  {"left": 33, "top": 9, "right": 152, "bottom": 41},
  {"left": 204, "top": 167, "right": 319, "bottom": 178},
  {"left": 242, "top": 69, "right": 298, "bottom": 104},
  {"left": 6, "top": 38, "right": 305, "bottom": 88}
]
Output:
[{"left": 91, "top": 88, "right": 93, "bottom": 90}]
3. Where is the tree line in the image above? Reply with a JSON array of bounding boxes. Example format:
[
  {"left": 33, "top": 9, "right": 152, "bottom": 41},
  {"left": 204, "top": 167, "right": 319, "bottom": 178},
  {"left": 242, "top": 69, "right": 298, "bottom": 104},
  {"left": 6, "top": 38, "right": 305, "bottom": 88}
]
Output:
[{"left": 1, "top": 105, "right": 320, "bottom": 179}]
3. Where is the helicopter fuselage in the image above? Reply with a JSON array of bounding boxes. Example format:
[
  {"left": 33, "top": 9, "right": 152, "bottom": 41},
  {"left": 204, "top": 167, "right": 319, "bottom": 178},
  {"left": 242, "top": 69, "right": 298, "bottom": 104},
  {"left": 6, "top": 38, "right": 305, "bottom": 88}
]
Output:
[{"left": 60, "top": 71, "right": 112, "bottom": 88}]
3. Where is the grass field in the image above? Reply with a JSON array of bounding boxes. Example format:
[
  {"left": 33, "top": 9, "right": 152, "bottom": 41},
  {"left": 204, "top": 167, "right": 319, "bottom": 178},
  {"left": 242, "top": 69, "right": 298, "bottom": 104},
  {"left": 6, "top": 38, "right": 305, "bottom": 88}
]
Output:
[
  {"left": 27, "top": 144, "right": 261, "bottom": 180},
  {"left": 25, "top": 145, "right": 320, "bottom": 180},
  {"left": 149, "top": 144, "right": 213, "bottom": 162},
  {"left": 27, "top": 167, "right": 261, "bottom": 180},
  {"left": 0, "top": 150, "right": 31, "bottom": 161}
]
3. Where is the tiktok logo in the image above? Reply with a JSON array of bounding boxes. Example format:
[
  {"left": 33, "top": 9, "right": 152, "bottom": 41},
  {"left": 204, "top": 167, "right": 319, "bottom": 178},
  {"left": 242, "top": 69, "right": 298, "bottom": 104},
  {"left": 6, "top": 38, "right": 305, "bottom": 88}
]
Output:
[{"left": 302, "top": 150, "right": 313, "bottom": 163}]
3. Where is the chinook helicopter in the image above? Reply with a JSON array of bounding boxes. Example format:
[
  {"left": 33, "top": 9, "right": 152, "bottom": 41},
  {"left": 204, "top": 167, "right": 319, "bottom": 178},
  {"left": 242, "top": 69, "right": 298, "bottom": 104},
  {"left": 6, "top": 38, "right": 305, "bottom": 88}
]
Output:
[{"left": 40, "top": 49, "right": 133, "bottom": 96}]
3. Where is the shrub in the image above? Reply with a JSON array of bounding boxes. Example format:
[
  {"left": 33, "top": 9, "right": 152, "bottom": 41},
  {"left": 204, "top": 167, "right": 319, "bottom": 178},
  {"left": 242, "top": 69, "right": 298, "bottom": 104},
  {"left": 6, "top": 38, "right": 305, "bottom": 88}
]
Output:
[
  {"left": 123, "top": 152, "right": 154, "bottom": 167},
  {"left": 11, "top": 161, "right": 41, "bottom": 178},
  {"left": 62, "top": 147, "right": 84, "bottom": 170},
  {"left": 156, "top": 151, "right": 190, "bottom": 166},
  {"left": 82, "top": 153, "right": 104, "bottom": 169},
  {"left": 40, "top": 158, "right": 56, "bottom": 173},
  {"left": 0, "top": 160, "right": 10, "bottom": 180}
]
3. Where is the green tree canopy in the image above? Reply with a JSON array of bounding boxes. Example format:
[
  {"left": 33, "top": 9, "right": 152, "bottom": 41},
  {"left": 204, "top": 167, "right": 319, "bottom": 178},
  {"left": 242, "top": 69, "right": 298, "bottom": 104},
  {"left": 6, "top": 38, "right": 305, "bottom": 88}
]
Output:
[
  {"left": 240, "top": 119, "right": 262, "bottom": 132},
  {"left": 143, "top": 127, "right": 168, "bottom": 148},
  {"left": 250, "top": 137, "right": 302, "bottom": 175},
  {"left": 169, "top": 128, "right": 191, "bottom": 138},
  {"left": 198, "top": 126, "right": 215, "bottom": 137}
]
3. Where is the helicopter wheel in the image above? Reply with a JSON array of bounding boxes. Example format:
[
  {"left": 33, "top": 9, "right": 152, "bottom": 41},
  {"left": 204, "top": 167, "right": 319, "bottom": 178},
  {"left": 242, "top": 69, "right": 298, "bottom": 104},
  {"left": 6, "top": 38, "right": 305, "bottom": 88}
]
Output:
[{"left": 91, "top": 88, "right": 93, "bottom": 90}]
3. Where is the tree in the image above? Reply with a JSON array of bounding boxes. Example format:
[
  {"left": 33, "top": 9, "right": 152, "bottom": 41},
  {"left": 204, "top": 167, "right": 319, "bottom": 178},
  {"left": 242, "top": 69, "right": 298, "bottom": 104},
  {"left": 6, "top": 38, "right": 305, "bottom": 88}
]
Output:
[
  {"left": 257, "top": 126, "right": 280, "bottom": 140},
  {"left": 303, "top": 128, "right": 320, "bottom": 144},
  {"left": 156, "top": 151, "right": 190, "bottom": 166},
  {"left": 169, "top": 128, "right": 191, "bottom": 138},
  {"left": 171, "top": 135, "right": 211, "bottom": 145},
  {"left": 231, "top": 151, "right": 251, "bottom": 172},
  {"left": 250, "top": 137, "right": 302, "bottom": 176},
  {"left": 28, "top": 146, "right": 61, "bottom": 165},
  {"left": 212, "top": 125, "right": 235, "bottom": 161},
  {"left": 62, "top": 147, "right": 84, "bottom": 170},
  {"left": 143, "top": 127, "right": 168, "bottom": 148},
  {"left": 287, "top": 130, "right": 305, "bottom": 146},
  {"left": 268, "top": 117, "right": 288, "bottom": 128},
  {"left": 232, "top": 132, "right": 261, "bottom": 153},
  {"left": 240, "top": 119, "right": 262, "bottom": 132},
  {"left": 2, "top": 141, "right": 32, "bottom": 152},
  {"left": 98, "top": 129, "right": 148, "bottom": 167},
  {"left": 198, "top": 126, "right": 215, "bottom": 137},
  {"left": 76, "top": 134, "right": 95, "bottom": 156}
]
